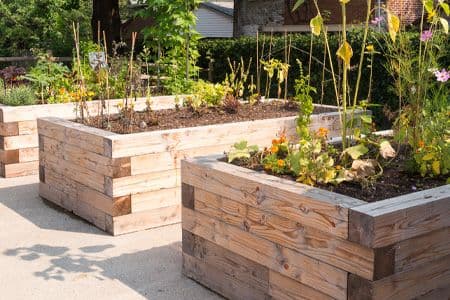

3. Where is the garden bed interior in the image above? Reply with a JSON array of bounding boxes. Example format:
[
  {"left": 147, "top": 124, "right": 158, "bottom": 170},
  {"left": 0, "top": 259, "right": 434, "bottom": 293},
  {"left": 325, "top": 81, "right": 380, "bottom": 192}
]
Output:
[
  {"left": 37, "top": 104, "right": 362, "bottom": 235},
  {"left": 0, "top": 96, "right": 177, "bottom": 178},
  {"left": 181, "top": 155, "right": 450, "bottom": 300}
]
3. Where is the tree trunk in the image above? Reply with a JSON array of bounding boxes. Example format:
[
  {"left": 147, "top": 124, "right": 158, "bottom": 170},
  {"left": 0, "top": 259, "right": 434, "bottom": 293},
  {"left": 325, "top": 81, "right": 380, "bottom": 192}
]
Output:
[{"left": 92, "top": 0, "right": 121, "bottom": 53}]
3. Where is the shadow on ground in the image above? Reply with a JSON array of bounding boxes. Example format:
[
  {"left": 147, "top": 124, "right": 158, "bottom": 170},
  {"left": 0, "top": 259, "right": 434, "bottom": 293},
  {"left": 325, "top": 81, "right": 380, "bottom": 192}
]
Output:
[
  {"left": 0, "top": 182, "right": 105, "bottom": 235},
  {"left": 2, "top": 241, "right": 219, "bottom": 299}
]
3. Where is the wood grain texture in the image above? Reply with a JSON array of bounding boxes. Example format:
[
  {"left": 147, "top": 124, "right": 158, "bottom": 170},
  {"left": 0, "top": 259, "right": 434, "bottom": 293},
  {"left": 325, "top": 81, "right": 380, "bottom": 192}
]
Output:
[
  {"left": 108, "top": 204, "right": 181, "bottom": 235},
  {"left": 0, "top": 161, "right": 39, "bottom": 177},
  {"left": 269, "top": 270, "right": 334, "bottom": 300},
  {"left": 182, "top": 157, "right": 365, "bottom": 239},
  {"left": 0, "top": 134, "right": 38, "bottom": 150},
  {"left": 348, "top": 254, "right": 450, "bottom": 300},
  {"left": 349, "top": 185, "right": 450, "bottom": 247},
  {"left": 182, "top": 207, "right": 348, "bottom": 299},
  {"left": 194, "top": 187, "right": 374, "bottom": 279},
  {"left": 131, "top": 188, "right": 180, "bottom": 213}
]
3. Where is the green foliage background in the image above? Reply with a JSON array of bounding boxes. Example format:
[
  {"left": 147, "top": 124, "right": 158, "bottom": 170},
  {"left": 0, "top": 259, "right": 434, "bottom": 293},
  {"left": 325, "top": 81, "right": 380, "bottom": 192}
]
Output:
[
  {"left": 0, "top": 0, "right": 93, "bottom": 57},
  {"left": 197, "top": 30, "right": 450, "bottom": 127}
]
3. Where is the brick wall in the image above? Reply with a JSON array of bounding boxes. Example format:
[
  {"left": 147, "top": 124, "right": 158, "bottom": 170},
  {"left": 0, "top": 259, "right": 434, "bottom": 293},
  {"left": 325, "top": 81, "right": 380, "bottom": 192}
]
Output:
[{"left": 387, "top": 0, "right": 422, "bottom": 25}]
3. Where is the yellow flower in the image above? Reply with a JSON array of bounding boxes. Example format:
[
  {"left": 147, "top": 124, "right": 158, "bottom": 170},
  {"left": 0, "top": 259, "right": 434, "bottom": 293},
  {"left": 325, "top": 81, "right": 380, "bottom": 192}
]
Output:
[
  {"left": 335, "top": 165, "right": 342, "bottom": 170},
  {"left": 87, "top": 91, "right": 95, "bottom": 97},
  {"left": 366, "top": 44, "right": 375, "bottom": 53},
  {"left": 317, "top": 127, "right": 329, "bottom": 138},
  {"left": 59, "top": 87, "right": 66, "bottom": 94},
  {"left": 418, "top": 140, "right": 425, "bottom": 149},
  {"left": 270, "top": 145, "right": 279, "bottom": 153},
  {"left": 277, "top": 159, "right": 285, "bottom": 168}
]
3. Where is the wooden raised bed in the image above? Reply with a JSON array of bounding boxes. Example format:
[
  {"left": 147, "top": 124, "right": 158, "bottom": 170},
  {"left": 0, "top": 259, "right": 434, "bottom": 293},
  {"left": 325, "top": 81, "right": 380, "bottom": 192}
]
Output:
[
  {"left": 37, "top": 105, "right": 355, "bottom": 235},
  {"left": 0, "top": 96, "right": 177, "bottom": 178},
  {"left": 181, "top": 155, "right": 450, "bottom": 300}
]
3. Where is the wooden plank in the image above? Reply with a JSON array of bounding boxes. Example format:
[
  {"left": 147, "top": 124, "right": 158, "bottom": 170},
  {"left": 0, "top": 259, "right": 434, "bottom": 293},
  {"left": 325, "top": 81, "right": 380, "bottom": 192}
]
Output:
[
  {"left": 1, "top": 161, "right": 39, "bottom": 177},
  {"left": 0, "top": 134, "right": 38, "bottom": 150},
  {"left": 0, "top": 122, "right": 19, "bottom": 136},
  {"left": 38, "top": 118, "right": 114, "bottom": 156},
  {"left": 17, "top": 121, "right": 37, "bottom": 135},
  {"left": 0, "top": 149, "right": 19, "bottom": 164},
  {"left": 1, "top": 96, "right": 178, "bottom": 122},
  {"left": 182, "top": 158, "right": 365, "bottom": 239},
  {"left": 108, "top": 204, "right": 181, "bottom": 235},
  {"left": 349, "top": 185, "right": 450, "bottom": 248},
  {"left": 194, "top": 188, "right": 374, "bottom": 280},
  {"left": 181, "top": 183, "right": 195, "bottom": 209},
  {"left": 269, "top": 270, "right": 334, "bottom": 300},
  {"left": 40, "top": 151, "right": 106, "bottom": 194},
  {"left": 74, "top": 197, "right": 108, "bottom": 231},
  {"left": 77, "top": 184, "right": 131, "bottom": 217},
  {"left": 183, "top": 253, "right": 269, "bottom": 300},
  {"left": 348, "top": 254, "right": 450, "bottom": 300},
  {"left": 40, "top": 135, "right": 128, "bottom": 177},
  {"left": 18, "top": 147, "right": 39, "bottom": 162},
  {"left": 109, "top": 116, "right": 299, "bottom": 158},
  {"left": 182, "top": 207, "right": 348, "bottom": 299},
  {"left": 416, "top": 285, "right": 450, "bottom": 300},
  {"left": 182, "top": 230, "right": 270, "bottom": 295},
  {"left": 395, "top": 227, "right": 450, "bottom": 273},
  {"left": 106, "top": 169, "right": 179, "bottom": 197},
  {"left": 131, "top": 188, "right": 180, "bottom": 213}
]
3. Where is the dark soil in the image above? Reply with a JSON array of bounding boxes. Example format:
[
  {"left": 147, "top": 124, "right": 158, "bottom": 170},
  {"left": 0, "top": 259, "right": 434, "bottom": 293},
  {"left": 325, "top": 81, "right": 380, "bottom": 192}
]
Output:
[
  {"left": 229, "top": 150, "right": 448, "bottom": 203},
  {"left": 84, "top": 102, "right": 335, "bottom": 134}
]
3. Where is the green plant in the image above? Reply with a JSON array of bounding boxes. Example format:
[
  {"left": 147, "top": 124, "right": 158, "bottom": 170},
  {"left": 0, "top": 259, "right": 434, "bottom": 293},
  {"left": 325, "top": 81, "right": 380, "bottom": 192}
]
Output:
[
  {"left": 223, "top": 58, "right": 252, "bottom": 100},
  {"left": 24, "top": 52, "right": 71, "bottom": 103},
  {"left": 292, "top": 60, "right": 316, "bottom": 138},
  {"left": 140, "top": 0, "right": 201, "bottom": 94},
  {"left": 0, "top": 85, "right": 36, "bottom": 106},
  {"left": 227, "top": 141, "right": 259, "bottom": 163}
]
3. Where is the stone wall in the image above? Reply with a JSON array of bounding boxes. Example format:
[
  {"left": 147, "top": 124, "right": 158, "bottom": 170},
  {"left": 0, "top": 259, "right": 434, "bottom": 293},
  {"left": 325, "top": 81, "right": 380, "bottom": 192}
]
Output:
[
  {"left": 387, "top": 0, "right": 422, "bottom": 25},
  {"left": 234, "top": 0, "right": 285, "bottom": 36}
]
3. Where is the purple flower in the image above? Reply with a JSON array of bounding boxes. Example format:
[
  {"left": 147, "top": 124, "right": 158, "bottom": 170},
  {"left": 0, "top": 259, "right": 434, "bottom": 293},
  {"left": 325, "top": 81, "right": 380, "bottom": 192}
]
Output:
[
  {"left": 420, "top": 30, "right": 433, "bottom": 42},
  {"left": 371, "top": 16, "right": 384, "bottom": 25},
  {"left": 434, "top": 69, "right": 450, "bottom": 82}
]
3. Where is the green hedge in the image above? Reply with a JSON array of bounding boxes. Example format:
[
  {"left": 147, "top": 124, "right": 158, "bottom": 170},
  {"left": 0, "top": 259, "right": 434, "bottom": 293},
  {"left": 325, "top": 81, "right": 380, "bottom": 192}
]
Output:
[{"left": 198, "top": 30, "right": 449, "bottom": 128}]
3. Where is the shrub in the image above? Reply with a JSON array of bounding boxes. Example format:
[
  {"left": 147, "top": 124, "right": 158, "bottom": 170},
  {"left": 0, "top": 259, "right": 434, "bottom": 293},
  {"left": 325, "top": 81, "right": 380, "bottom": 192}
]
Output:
[{"left": 0, "top": 86, "right": 36, "bottom": 106}]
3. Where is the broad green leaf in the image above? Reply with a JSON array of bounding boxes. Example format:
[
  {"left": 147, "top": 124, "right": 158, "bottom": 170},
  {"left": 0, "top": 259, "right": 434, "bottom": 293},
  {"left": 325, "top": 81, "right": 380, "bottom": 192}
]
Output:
[
  {"left": 336, "top": 41, "right": 353, "bottom": 67},
  {"left": 233, "top": 140, "right": 248, "bottom": 150},
  {"left": 440, "top": 2, "right": 450, "bottom": 16},
  {"left": 228, "top": 150, "right": 250, "bottom": 163},
  {"left": 310, "top": 15, "right": 323, "bottom": 36},
  {"left": 343, "top": 144, "right": 369, "bottom": 160},
  {"left": 432, "top": 160, "right": 441, "bottom": 175},
  {"left": 422, "top": 153, "right": 435, "bottom": 161},
  {"left": 423, "top": 0, "right": 434, "bottom": 14},
  {"left": 360, "top": 115, "right": 372, "bottom": 124},
  {"left": 292, "top": 0, "right": 305, "bottom": 12},
  {"left": 440, "top": 17, "right": 449, "bottom": 34},
  {"left": 387, "top": 12, "right": 400, "bottom": 42}
]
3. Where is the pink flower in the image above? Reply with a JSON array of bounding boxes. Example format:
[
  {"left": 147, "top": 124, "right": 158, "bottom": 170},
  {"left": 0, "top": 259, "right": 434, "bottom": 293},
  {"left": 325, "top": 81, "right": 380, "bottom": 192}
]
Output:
[
  {"left": 371, "top": 16, "right": 384, "bottom": 25},
  {"left": 434, "top": 69, "right": 450, "bottom": 82},
  {"left": 420, "top": 30, "right": 433, "bottom": 42}
]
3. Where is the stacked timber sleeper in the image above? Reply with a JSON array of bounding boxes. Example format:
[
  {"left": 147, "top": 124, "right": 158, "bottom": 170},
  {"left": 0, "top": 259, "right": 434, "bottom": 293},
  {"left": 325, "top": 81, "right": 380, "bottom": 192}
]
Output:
[
  {"left": 37, "top": 107, "right": 355, "bottom": 235},
  {"left": 0, "top": 96, "right": 177, "bottom": 177},
  {"left": 181, "top": 156, "right": 450, "bottom": 300}
]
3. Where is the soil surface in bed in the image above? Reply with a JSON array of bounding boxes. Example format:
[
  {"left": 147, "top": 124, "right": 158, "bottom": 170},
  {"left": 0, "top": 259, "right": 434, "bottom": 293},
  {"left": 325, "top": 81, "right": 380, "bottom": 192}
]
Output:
[
  {"left": 83, "top": 102, "right": 335, "bottom": 134},
  {"left": 230, "top": 150, "right": 448, "bottom": 203}
]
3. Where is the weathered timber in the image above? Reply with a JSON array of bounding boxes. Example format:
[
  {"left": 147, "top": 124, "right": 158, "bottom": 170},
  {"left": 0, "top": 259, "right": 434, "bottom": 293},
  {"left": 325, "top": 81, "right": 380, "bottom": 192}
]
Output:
[
  {"left": 181, "top": 155, "right": 450, "bottom": 300},
  {"left": 0, "top": 96, "right": 178, "bottom": 177},
  {"left": 38, "top": 104, "right": 346, "bottom": 235}
]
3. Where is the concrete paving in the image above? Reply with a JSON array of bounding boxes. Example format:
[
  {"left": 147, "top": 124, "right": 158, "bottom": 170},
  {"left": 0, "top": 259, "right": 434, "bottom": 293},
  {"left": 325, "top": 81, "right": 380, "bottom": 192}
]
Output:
[{"left": 0, "top": 176, "right": 222, "bottom": 300}]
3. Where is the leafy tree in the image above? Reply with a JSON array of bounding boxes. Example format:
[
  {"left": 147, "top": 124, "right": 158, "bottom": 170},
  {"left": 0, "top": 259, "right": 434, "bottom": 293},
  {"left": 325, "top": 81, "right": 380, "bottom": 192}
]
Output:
[{"left": 0, "top": 0, "right": 91, "bottom": 56}]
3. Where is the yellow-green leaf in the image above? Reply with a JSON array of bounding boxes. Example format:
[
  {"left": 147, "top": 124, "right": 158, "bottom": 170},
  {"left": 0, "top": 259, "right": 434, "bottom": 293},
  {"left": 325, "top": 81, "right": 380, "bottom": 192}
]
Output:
[
  {"left": 432, "top": 160, "right": 441, "bottom": 175},
  {"left": 422, "top": 153, "right": 435, "bottom": 161},
  {"left": 440, "top": 2, "right": 450, "bottom": 16},
  {"left": 387, "top": 12, "right": 400, "bottom": 42},
  {"left": 340, "top": 0, "right": 351, "bottom": 4},
  {"left": 423, "top": 0, "right": 434, "bottom": 14},
  {"left": 310, "top": 15, "right": 323, "bottom": 36},
  {"left": 292, "top": 0, "right": 305, "bottom": 12},
  {"left": 336, "top": 41, "right": 353, "bottom": 67},
  {"left": 440, "top": 17, "right": 449, "bottom": 34}
]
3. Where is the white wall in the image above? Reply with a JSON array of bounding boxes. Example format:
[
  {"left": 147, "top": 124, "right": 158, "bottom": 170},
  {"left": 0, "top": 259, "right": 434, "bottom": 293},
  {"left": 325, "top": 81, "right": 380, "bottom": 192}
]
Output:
[{"left": 195, "top": 7, "right": 233, "bottom": 38}]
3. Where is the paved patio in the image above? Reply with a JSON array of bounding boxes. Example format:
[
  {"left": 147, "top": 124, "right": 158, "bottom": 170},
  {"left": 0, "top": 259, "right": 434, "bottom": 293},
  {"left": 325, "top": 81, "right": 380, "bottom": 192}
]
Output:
[{"left": 0, "top": 176, "right": 222, "bottom": 300}]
